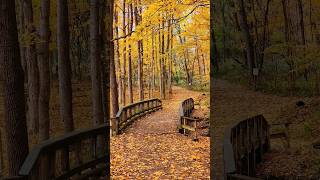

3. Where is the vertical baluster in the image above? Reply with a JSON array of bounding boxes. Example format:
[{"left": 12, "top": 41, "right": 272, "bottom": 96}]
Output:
[
  {"left": 61, "top": 146, "right": 70, "bottom": 174},
  {"left": 30, "top": 160, "right": 40, "bottom": 180}
]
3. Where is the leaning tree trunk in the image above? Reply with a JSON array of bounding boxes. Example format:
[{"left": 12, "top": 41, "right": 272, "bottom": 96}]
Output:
[
  {"left": 38, "top": 0, "right": 51, "bottom": 141},
  {"left": 24, "top": 0, "right": 40, "bottom": 135},
  {"left": 0, "top": 0, "right": 29, "bottom": 175},
  {"left": 57, "top": 0, "right": 74, "bottom": 133}
]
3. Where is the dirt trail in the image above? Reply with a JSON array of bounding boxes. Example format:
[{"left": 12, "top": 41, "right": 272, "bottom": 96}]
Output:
[
  {"left": 110, "top": 86, "right": 210, "bottom": 179},
  {"left": 211, "top": 80, "right": 305, "bottom": 179}
]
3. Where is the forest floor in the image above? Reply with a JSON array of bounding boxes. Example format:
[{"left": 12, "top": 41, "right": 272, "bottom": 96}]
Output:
[
  {"left": 110, "top": 86, "right": 210, "bottom": 179},
  {"left": 211, "top": 79, "right": 320, "bottom": 179}
]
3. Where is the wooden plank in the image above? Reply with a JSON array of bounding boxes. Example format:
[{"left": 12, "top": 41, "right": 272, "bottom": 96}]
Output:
[{"left": 181, "top": 125, "right": 195, "bottom": 131}]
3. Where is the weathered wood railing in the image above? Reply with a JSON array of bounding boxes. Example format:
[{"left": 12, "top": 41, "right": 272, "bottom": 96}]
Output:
[
  {"left": 178, "top": 98, "right": 200, "bottom": 140},
  {"left": 224, "top": 115, "right": 270, "bottom": 179},
  {"left": 4, "top": 124, "right": 109, "bottom": 180},
  {"left": 112, "top": 98, "right": 162, "bottom": 134}
]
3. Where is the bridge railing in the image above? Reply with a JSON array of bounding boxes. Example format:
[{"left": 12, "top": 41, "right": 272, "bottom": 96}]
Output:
[
  {"left": 178, "top": 98, "right": 200, "bottom": 140},
  {"left": 112, "top": 98, "right": 162, "bottom": 134},
  {"left": 224, "top": 115, "right": 270, "bottom": 179},
  {"left": 4, "top": 124, "right": 109, "bottom": 180}
]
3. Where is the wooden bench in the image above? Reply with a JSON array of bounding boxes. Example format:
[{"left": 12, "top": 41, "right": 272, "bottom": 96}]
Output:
[
  {"left": 178, "top": 98, "right": 201, "bottom": 140},
  {"left": 269, "top": 122, "right": 291, "bottom": 148}
]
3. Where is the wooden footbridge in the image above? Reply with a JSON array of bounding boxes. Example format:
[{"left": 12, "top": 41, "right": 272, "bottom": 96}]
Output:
[{"left": 4, "top": 94, "right": 202, "bottom": 179}]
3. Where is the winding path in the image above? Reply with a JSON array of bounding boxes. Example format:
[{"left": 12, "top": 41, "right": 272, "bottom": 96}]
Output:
[{"left": 111, "top": 86, "right": 210, "bottom": 179}]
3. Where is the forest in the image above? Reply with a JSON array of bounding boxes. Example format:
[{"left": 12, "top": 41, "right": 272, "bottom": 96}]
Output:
[
  {"left": 213, "top": 0, "right": 320, "bottom": 96},
  {"left": 0, "top": 0, "right": 210, "bottom": 179}
]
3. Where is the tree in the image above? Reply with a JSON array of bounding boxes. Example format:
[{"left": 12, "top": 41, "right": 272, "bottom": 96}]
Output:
[
  {"left": 57, "top": 0, "right": 74, "bottom": 133},
  {"left": 90, "top": 0, "right": 103, "bottom": 126},
  {"left": 121, "top": 0, "right": 127, "bottom": 106},
  {"left": 237, "top": 0, "right": 256, "bottom": 76},
  {"left": 134, "top": 0, "right": 144, "bottom": 101},
  {"left": 210, "top": 0, "right": 219, "bottom": 178},
  {"left": 38, "top": 0, "right": 51, "bottom": 141},
  {"left": 23, "top": 0, "right": 40, "bottom": 135},
  {"left": 0, "top": 0, "right": 29, "bottom": 175},
  {"left": 106, "top": 0, "right": 114, "bottom": 176}
]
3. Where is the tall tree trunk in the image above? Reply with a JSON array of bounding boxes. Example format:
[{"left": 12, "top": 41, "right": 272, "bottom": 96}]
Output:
[
  {"left": 18, "top": 0, "right": 27, "bottom": 75},
  {"left": 105, "top": 0, "right": 114, "bottom": 176},
  {"left": 160, "top": 19, "right": 166, "bottom": 99},
  {"left": 90, "top": 0, "right": 103, "bottom": 126},
  {"left": 297, "top": 0, "right": 306, "bottom": 46},
  {"left": 114, "top": 7, "right": 121, "bottom": 106},
  {"left": 0, "top": 0, "right": 29, "bottom": 175},
  {"left": 128, "top": 3, "right": 134, "bottom": 104},
  {"left": 158, "top": 23, "right": 163, "bottom": 98},
  {"left": 237, "top": 0, "right": 255, "bottom": 76},
  {"left": 167, "top": 18, "right": 173, "bottom": 94},
  {"left": 210, "top": 0, "right": 219, "bottom": 178},
  {"left": 134, "top": 1, "right": 144, "bottom": 101},
  {"left": 38, "top": 0, "right": 51, "bottom": 141},
  {"left": 121, "top": 0, "right": 127, "bottom": 106},
  {"left": 57, "top": 0, "right": 74, "bottom": 132},
  {"left": 24, "top": 0, "right": 40, "bottom": 135},
  {"left": 151, "top": 30, "right": 156, "bottom": 97},
  {"left": 99, "top": 0, "right": 108, "bottom": 124}
]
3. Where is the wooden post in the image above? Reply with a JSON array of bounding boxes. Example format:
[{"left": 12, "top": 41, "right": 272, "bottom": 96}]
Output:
[{"left": 285, "top": 123, "right": 290, "bottom": 148}]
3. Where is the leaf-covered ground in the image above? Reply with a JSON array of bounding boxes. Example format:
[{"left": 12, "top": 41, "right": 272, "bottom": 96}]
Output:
[
  {"left": 211, "top": 80, "right": 320, "bottom": 179},
  {"left": 111, "top": 86, "right": 210, "bottom": 179}
]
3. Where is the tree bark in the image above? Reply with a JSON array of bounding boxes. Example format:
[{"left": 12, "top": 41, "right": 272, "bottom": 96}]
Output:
[
  {"left": 160, "top": 19, "right": 166, "bottom": 99},
  {"left": 128, "top": 3, "right": 134, "bottom": 104},
  {"left": 0, "top": 0, "right": 29, "bottom": 175},
  {"left": 90, "top": 0, "right": 103, "bottom": 126},
  {"left": 151, "top": 30, "right": 156, "bottom": 97},
  {"left": 121, "top": 0, "right": 127, "bottom": 106},
  {"left": 57, "top": 0, "right": 74, "bottom": 132},
  {"left": 105, "top": 0, "right": 114, "bottom": 176},
  {"left": 110, "top": 2, "right": 119, "bottom": 118},
  {"left": 23, "top": 0, "right": 40, "bottom": 135},
  {"left": 38, "top": 0, "right": 51, "bottom": 141},
  {"left": 114, "top": 7, "right": 121, "bottom": 105},
  {"left": 134, "top": 0, "right": 144, "bottom": 101},
  {"left": 237, "top": 0, "right": 255, "bottom": 75},
  {"left": 210, "top": 0, "right": 219, "bottom": 178}
]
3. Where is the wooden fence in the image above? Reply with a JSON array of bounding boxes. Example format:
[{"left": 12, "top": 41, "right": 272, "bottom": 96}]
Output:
[
  {"left": 4, "top": 124, "right": 109, "bottom": 180},
  {"left": 112, "top": 98, "right": 162, "bottom": 134},
  {"left": 178, "top": 98, "right": 200, "bottom": 140},
  {"left": 224, "top": 115, "right": 270, "bottom": 179}
]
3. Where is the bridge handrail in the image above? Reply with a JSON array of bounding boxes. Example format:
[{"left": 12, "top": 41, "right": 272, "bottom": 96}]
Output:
[
  {"left": 224, "top": 115, "right": 270, "bottom": 179},
  {"left": 113, "top": 98, "right": 162, "bottom": 134},
  {"left": 5, "top": 123, "right": 109, "bottom": 180}
]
